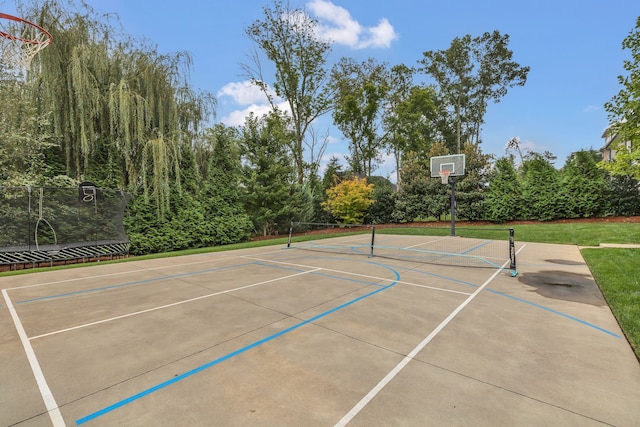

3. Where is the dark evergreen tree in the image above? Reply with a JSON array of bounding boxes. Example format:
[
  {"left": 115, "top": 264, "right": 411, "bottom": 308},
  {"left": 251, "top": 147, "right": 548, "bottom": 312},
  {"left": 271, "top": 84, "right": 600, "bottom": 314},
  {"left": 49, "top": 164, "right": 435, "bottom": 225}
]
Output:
[
  {"left": 392, "top": 152, "right": 448, "bottom": 222},
  {"left": 455, "top": 142, "right": 491, "bottom": 221},
  {"left": 365, "top": 176, "right": 396, "bottom": 224},
  {"left": 561, "top": 150, "right": 611, "bottom": 218},
  {"left": 201, "top": 125, "right": 253, "bottom": 244},
  {"left": 241, "top": 113, "right": 312, "bottom": 236},
  {"left": 485, "top": 156, "right": 521, "bottom": 222},
  {"left": 519, "top": 152, "right": 567, "bottom": 221},
  {"left": 608, "top": 175, "right": 640, "bottom": 216}
]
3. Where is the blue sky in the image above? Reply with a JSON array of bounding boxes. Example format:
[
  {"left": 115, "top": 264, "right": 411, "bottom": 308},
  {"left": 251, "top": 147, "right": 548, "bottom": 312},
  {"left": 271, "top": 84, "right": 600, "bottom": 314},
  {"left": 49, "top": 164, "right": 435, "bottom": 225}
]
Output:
[{"left": 3, "top": 0, "right": 639, "bottom": 178}]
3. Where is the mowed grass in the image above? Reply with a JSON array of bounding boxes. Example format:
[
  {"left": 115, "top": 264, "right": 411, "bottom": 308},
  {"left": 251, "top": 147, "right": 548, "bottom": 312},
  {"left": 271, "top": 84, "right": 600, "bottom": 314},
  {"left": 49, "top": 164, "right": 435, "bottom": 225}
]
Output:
[
  {"left": 582, "top": 248, "right": 640, "bottom": 358},
  {"left": 378, "top": 221, "right": 640, "bottom": 246}
]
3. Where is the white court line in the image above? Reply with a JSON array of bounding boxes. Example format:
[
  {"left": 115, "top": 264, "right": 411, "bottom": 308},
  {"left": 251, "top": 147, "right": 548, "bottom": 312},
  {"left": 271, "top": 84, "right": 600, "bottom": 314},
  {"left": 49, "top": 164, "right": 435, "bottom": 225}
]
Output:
[
  {"left": 2, "top": 290, "right": 66, "bottom": 427},
  {"left": 30, "top": 268, "right": 321, "bottom": 341},
  {"left": 402, "top": 236, "right": 451, "bottom": 250},
  {"left": 335, "top": 244, "right": 526, "bottom": 427},
  {"left": 245, "top": 256, "right": 473, "bottom": 297},
  {"left": 4, "top": 247, "right": 286, "bottom": 291}
]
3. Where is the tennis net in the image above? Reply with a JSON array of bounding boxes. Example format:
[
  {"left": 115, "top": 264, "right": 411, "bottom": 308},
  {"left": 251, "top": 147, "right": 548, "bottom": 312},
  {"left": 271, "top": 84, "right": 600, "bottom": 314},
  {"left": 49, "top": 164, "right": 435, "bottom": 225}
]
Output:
[{"left": 287, "top": 222, "right": 517, "bottom": 276}]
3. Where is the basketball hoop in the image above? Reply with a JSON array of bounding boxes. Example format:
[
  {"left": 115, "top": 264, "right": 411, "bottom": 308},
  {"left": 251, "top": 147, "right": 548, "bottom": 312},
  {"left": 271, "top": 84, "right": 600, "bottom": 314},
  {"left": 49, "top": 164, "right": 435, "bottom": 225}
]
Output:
[
  {"left": 0, "top": 12, "right": 53, "bottom": 76},
  {"left": 438, "top": 170, "right": 451, "bottom": 185}
]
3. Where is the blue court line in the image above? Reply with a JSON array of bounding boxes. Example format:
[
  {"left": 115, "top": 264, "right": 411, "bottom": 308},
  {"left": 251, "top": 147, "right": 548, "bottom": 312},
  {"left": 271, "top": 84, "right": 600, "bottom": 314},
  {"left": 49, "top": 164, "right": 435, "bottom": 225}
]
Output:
[
  {"left": 16, "top": 262, "right": 257, "bottom": 304},
  {"left": 374, "top": 239, "right": 505, "bottom": 270},
  {"left": 486, "top": 288, "right": 622, "bottom": 339},
  {"left": 461, "top": 240, "right": 493, "bottom": 254},
  {"left": 279, "top": 253, "right": 620, "bottom": 339},
  {"left": 408, "top": 268, "right": 621, "bottom": 338},
  {"left": 412, "top": 268, "right": 478, "bottom": 288},
  {"left": 76, "top": 263, "right": 401, "bottom": 425},
  {"left": 253, "top": 262, "right": 387, "bottom": 288}
]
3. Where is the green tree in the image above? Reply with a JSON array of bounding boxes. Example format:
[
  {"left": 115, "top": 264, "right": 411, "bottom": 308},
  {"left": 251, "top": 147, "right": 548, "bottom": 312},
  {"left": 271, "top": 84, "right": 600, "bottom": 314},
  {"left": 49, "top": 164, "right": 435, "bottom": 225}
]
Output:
[
  {"left": 418, "top": 31, "right": 529, "bottom": 152},
  {"left": 23, "top": 1, "right": 214, "bottom": 218},
  {"left": 485, "top": 156, "right": 521, "bottom": 222},
  {"left": 365, "top": 176, "right": 396, "bottom": 224},
  {"left": 330, "top": 57, "right": 390, "bottom": 176},
  {"left": 241, "top": 112, "right": 311, "bottom": 235},
  {"left": 244, "top": 0, "right": 333, "bottom": 184},
  {"left": 384, "top": 64, "right": 448, "bottom": 186},
  {"left": 322, "top": 156, "right": 345, "bottom": 191},
  {"left": 124, "top": 127, "right": 251, "bottom": 254},
  {"left": 201, "top": 125, "right": 253, "bottom": 244},
  {"left": 601, "top": 16, "right": 640, "bottom": 179},
  {"left": 608, "top": 175, "right": 640, "bottom": 216},
  {"left": 392, "top": 143, "right": 450, "bottom": 222},
  {"left": 455, "top": 142, "right": 491, "bottom": 220},
  {"left": 323, "top": 177, "right": 375, "bottom": 224},
  {"left": 0, "top": 72, "right": 55, "bottom": 185},
  {"left": 519, "top": 152, "right": 566, "bottom": 221},
  {"left": 562, "top": 150, "right": 610, "bottom": 218}
]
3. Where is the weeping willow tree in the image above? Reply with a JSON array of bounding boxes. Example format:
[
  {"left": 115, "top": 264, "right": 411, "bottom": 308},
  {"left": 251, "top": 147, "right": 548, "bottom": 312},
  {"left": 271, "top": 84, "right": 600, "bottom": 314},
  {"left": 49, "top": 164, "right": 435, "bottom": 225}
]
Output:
[{"left": 18, "top": 0, "right": 215, "bottom": 217}]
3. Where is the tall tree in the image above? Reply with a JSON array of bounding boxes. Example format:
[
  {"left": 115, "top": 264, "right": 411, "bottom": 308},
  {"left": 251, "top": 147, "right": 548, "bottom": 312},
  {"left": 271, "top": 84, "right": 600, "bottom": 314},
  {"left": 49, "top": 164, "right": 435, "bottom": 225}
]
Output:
[
  {"left": 455, "top": 142, "right": 491, "bottom": 220},
  {"left": 418, "top": 31, "right": 529, "bottom": 152},
  {"left": 330, "top": 57, "right": 390, "bottom": 176},
  {"left": 240, "top": 112, "right": 310, "bottom": 235},
  {"left": 244, "top": 0, "right": 333, "bottom": 184},
  {"left": 202, "top": 124, "right": 253, "bottom": 244},
  {"left": 485, "top": 156, "right": 521, "bottom": 222},
  {"left": 21, "top": 1, "right": 215, "bottom": 218},
  {"left": 601, "top": 16, "right": 640, "bottom": 179},
  {"left": 562, "top": 150, "right": 610, "bottom": 218},
  {"left": 0, "top": 71, "right": 54, "bottom": 185},
  {"left": 384, "top": 78, "right": 449, "bottom": 184},
  {"left": 519, "top": 152, "right": 566, "bottom": 221}
]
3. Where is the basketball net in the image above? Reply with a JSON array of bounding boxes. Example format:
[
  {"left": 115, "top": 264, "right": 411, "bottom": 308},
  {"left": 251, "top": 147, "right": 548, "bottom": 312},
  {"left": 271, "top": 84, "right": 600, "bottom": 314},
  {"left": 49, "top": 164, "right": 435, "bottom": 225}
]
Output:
[
  {"left": 439, "top": 170, "right": 451, "bottom": 185},
  {"left": 0, "top": 12, "right": 53, "bottom": 78}
]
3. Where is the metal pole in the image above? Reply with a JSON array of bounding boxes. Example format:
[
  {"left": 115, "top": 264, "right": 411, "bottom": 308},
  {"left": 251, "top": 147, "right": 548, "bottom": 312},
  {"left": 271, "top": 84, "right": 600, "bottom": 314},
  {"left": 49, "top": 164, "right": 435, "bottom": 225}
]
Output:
[
  {"left": 450, "top": 177, "right": 456, "bottom": 236},
  {"left": 369, "top": 226, "right": 376, "bottom": 258},
  {"left": 509, "top": 228, "right": 516, "bottom": 271},
  {"left": 287, "top": 221, "right": 294, "bottom": 248},
  {"left": 27, "top": 186, "right": 32, "bottom": 251}
]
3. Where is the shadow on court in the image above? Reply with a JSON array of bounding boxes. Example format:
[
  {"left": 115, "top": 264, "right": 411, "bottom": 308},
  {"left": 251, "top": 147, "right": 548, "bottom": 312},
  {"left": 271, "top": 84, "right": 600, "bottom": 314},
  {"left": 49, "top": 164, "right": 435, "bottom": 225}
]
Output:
[{"left": 1, "top": 236, "right": 639, "bottom": 426}]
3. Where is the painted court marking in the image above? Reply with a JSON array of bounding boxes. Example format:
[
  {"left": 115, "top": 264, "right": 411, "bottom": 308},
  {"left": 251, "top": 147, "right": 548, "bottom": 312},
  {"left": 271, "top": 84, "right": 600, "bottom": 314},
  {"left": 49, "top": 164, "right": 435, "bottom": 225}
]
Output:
[
  {"left": 29, "top": 268, "right": 322, "bottom": 340},
  {"left": 244, "top": 255, "right": 472, "bottom": 296},
  {"left": 4, "top": 241, "right": 621, "bottom": 426},
  {"left": 5, "top": 248, "right": 286, "bottom": 292},
  {"left": 2, "top": 289, "right": 66, "bottom": 427},
  {"left": 75, "top": 263, "right": 403, "bottom": 425},
  {"left": 334, "top": 249, "right": 522, "bottom": 426}
]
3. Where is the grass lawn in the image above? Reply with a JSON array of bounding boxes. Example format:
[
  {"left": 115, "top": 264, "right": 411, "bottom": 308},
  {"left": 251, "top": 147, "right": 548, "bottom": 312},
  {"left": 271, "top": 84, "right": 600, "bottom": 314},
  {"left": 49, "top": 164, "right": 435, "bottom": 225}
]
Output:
[
  {"left": 378, "top": 221, "right": 640, "bottom": 247},
  {"left": 582, "top": 248, "right": 640, "bottom": 358}
]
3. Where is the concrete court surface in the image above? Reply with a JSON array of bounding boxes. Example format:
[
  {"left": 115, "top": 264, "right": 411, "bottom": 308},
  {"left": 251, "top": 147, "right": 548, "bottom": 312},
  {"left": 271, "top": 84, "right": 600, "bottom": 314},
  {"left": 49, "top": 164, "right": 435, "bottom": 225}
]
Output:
[{"left": 0, "top": 235, "right": 639, "bottom": 427}]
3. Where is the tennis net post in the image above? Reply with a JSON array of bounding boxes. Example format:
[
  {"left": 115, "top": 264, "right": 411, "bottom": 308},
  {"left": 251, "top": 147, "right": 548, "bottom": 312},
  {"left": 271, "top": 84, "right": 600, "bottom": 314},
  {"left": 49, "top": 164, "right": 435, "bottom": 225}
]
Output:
[
  {"left": 370, "top": 226, "right": 375, "bottom": 258},
  {"left": 509, "top": 228, "right": 517, "bottom": 275}
]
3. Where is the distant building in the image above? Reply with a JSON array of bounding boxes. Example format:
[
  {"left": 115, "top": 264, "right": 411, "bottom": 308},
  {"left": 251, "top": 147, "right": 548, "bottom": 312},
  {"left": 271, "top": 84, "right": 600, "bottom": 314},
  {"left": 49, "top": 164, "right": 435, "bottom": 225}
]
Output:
[{"left": 601, "top": 125, "right": 632, "bottom": 162}]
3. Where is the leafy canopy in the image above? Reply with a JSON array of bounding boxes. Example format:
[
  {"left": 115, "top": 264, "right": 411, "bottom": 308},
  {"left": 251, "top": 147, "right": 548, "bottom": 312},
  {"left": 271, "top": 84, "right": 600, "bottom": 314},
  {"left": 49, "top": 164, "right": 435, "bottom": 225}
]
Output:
[
  {"left": 602, "top": 16, "right": 640, "bottom": 179},
  {"left": 323, "top": 177, "right": 375, "bottom": 224}
]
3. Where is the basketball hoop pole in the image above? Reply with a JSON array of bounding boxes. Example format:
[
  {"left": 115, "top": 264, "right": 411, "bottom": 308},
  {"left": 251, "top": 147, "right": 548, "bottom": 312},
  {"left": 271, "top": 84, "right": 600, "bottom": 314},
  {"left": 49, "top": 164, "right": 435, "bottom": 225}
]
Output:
[{"left": 450, "top": 176, "right": 456, "bottom": 236}]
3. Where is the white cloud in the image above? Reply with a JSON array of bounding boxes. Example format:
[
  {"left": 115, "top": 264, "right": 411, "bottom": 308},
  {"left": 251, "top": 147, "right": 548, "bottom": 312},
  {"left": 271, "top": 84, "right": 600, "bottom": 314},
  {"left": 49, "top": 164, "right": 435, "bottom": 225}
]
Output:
[
  {"left": 306, "top": 0, "right": 398, "bottom": 49},
  {"left": 216, "top": 81, "right": 271, "bottom": 106},
  {"left": 219, "top": 100, "right": 291, "bottom": 127},
  {"left": 584, "top": 104, "right": 600, "bottom": 113},
  {"left": 220, "top": 104, "right": 271, "bottom": 127},
  {"left": 216, "top": 80, "right": 292, "bottom": 126},
  {"left": 325, "top": 135, "right": 339, "bottom": 145}
]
